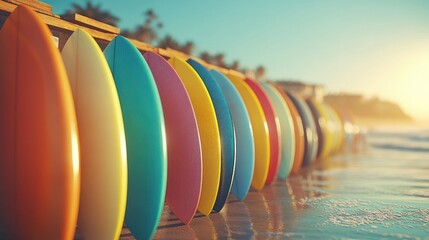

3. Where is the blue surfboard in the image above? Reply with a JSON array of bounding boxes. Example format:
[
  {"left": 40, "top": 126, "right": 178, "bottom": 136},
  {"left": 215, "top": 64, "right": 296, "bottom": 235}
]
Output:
[
  {"left": 306, "top": 99, "right": 324, "bottom": 159},
  {"left": 209, "top": 70, "right": 254, "bottom": 201},
  {"left": 187, "top": 59, "right": 235, "bottom": 212},
  {"left": 104, "top": 36, "right": 167, "bottom": 240},
  {"left": 260, "top": 83, "right": 296, "bottom": 179},
  {"left": 287, "top": 92, "right": 318, "bottom": 166}
]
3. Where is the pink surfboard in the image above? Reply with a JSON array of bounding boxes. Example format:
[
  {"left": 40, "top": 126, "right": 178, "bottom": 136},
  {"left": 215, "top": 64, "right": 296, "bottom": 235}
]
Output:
[
  {"left": 144, "top": 52, "right": 202, "bottom": 224},
  {"left": 244, "top": 79, "right": 281, "bottom": 185}
]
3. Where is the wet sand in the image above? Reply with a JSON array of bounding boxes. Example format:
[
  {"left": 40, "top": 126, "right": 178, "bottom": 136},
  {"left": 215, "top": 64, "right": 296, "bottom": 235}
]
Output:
[{"left": 117, "top": 130, "right": 429, "bottom": 239}]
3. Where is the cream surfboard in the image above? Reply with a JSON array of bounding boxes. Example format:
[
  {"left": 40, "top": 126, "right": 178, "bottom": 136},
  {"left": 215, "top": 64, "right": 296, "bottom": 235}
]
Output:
[{"left": 61, "top": 29, "right": 127, "bottom": 240}]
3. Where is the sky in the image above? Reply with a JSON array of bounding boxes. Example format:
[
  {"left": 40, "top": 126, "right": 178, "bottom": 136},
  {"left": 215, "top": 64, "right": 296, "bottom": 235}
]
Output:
[{"left": 44, "top": 0, "right": 429, "bottom": 120}]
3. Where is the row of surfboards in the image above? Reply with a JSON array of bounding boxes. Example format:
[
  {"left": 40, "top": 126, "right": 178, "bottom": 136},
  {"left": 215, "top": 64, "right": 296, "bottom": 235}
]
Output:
[{"left": 0, "top": 5, "right": 359, "bottom": 240}]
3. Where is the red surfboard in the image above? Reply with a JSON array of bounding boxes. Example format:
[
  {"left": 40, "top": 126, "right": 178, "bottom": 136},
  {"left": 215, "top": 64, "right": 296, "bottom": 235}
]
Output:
[{"left": 245, "top": 79, "right": 281, "bottom": 185}]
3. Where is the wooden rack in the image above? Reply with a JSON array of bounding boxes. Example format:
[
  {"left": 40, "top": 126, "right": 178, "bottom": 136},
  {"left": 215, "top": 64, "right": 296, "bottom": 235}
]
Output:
[{"left": 0, "top": 0, "right": 246, "bottom": 78}]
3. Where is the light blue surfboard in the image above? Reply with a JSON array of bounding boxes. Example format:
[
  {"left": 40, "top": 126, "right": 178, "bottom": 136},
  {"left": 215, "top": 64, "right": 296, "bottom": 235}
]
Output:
[
  {"left": 188, "top": 59, "right": 236, "bottom": 213},
  {"left": 104, "top": 36, "right": 167, "bottom": 240},
  {"left": 287, "top": 92, "right": 318, "bottom": 166},
  {"left": 209, "top": 70, "right": 254, "bottom": 201},
  {"left": 260, "top": 83, "right": 296, "bottom": 179}
]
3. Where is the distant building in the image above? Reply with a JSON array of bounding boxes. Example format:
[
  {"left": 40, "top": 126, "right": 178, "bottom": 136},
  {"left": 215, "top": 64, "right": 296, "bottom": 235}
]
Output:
[{"left": 275, "top": 80, "right": 324, "bottom": 101}]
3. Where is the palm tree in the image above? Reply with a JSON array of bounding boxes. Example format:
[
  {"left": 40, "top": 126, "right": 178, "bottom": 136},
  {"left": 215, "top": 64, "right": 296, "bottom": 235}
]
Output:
[
  {"left": 214, "top": 53, "right": 226, "bottom": 68},
  {"left": 158, "top": 35, "right": 180, "bottom": 50},
  {"left": 180, "top": 41, "right": 194, "bottom": 55},
  {"left": 61, "top": 1, "right": 120, "bottom": 26},
  {"left": 122, "top": 9, "right": 162, "bottom": 44},
  {"left": 255, "top": 65, "right": 266, "bottom": 81},
  {"left": 200, "top": 52, "right": 212, "bottom": 63},
  {"left": 230, "top": 61, "right": 240, "bottom": 70},
  {"left": 132, "top": 24, "right": 157, "bottom": 43}
]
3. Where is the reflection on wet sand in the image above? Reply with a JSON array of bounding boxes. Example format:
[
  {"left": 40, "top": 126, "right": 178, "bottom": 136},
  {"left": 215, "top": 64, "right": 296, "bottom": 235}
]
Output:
[
  {"left": 222, "top": 196, "right": 253, "bottom": 239},
  {"left": 133, "top": 130, "right": 429, "bottom": 239},
  {"left": 147, "top": 158, "right": 339, "bottom": 240},
  {"left": 150, "top": 175, "right": 321, "bottom": 240}
]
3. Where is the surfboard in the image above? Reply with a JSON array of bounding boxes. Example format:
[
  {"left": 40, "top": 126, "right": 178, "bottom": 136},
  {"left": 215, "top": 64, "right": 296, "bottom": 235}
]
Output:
[
  {"left": 271, "top": 84, "right": 305, "bottom": 174},
  {"left": 330, "top": 106, "right": 354, "bottom": 152},
  {"left": 187, "top": 59, "right": 235, "bottom": 213},
  {"left": 323, "top": 103, "right": 343, "bottom": 154},
  {"left": 306, "top": 98, "right": 333, "bottom": 159},
  {"left": 333, "top": 106, "right": 346, "bottom": 153},
  {"left": 245, "top": 79, "right": 281, "bottom": 185},
  {"left": 306, "top": 99, "right": 323, "bottom": 159},
  {"left": 209, "top": 70, "right": 254, "bottom": 201},
  {"left": 168, "top": 57, "right": 221, "bottom": 216},
  {"left": 227, "top": 73, "right": 270, "bottom": 191},
  {"left": 144, "top": 52, "right": 201, "bottom": 224},
  {"left": 0, "top": 6, "right": 79, "bottom": 239},
  {"left": 104, "top": 36, "right": 166, "bottom": 239},
  {"left": 287, "top": 92, "right": 318, "bottom": 166},
  {"left": 61, "top": 28, "right": 127, "bottom": 240},
  {"left": 260, "top": 83, "right": 296, "bottom": 180}
]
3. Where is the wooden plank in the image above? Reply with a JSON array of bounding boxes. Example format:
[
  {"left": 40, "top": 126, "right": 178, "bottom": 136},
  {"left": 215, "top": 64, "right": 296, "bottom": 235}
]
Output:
[
  {"left": 209, "top": 65, "right": 230, "bottom": 75},
  {"left": 228, "top": 69, "right": 246, "bottom": 79},
  {"left": 4, "top": 0, "right": 53, "bottom": 16},
  {"left": 166, "top": 48, "right": 190, "bottom": 60},
  {"left": 0, "top": 1, "right": 17, "bottom": 12},
  {"left": 128, "top": 38, "right": 157, "bottom": 52},
  {"left": 189, "top": 56, "right": 207, "bottom": 65},
  {"left": 38, "top": 13, "right": 118, "bottom": 42},
  {"left": 156, "top": 48, "right": 172, "bottom": 58},
  {"left": 72, "top": 13, "right": 120, "bottom": 34}
]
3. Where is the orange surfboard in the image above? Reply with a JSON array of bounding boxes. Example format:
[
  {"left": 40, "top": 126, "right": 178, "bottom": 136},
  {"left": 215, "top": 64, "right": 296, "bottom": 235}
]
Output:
[{"left": 0, "top": 6, "right": 80, "bottom": 239}]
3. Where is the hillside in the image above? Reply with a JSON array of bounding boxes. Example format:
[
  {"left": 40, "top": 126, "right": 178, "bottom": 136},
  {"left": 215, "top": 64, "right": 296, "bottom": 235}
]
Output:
[{"left": 325, "top": 94, "right": 413, "bottom": 124}]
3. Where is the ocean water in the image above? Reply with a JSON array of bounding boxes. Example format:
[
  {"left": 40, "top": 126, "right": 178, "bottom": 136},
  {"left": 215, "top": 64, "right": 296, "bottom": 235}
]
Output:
[
  {"left": 287, "top": 126, "right": 429, "bottom": 239},
  {"left": 153, "top": 126, "right": 429, "bottom": 240}
]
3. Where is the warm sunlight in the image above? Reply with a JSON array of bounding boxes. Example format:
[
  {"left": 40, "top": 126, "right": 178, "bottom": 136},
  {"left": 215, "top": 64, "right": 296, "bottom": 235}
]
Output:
[
  {"left": 2, "top": 1, "right": 429, "bottom": 239},
  {"left": 382, "top": 41, "right": 429, "bottom": 121}
]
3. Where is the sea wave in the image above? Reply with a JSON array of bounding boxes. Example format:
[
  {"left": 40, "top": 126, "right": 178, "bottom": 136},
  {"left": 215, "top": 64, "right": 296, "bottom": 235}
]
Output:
[
  {"left": 407, "top": 136, "right": 429, "bottom": 143},
  {"left": 371, "top": 143, "right": 429, "bottom": 153}
]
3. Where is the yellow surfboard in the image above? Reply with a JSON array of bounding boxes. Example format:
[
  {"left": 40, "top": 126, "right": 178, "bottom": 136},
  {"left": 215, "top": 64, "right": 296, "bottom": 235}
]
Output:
[
  {"left": 307, "top": 98, "right": 334, "bottom": 159},
  {"left": 323, "top": 103, "right": 343, "bottom": 154},
  {"left": 61, "top": 29, "right": 127, "bottom": 239},
  {"left": 226, "top": 73, "right": 270, "bottom": 191},
  {"left": 168, "top": 57, "right": 221, "bottom": 216}
]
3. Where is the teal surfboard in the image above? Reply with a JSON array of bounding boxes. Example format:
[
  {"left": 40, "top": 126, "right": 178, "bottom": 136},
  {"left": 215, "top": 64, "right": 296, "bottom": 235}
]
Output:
[
  {"left": 104, "top": 36, "right": 167, "bottom": 240},
  {"left": 260, "top": 83, "right": 296, "bottom": 179},
  {"left": 209, "top": 70, "right": 254, "bottom": 201}
]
